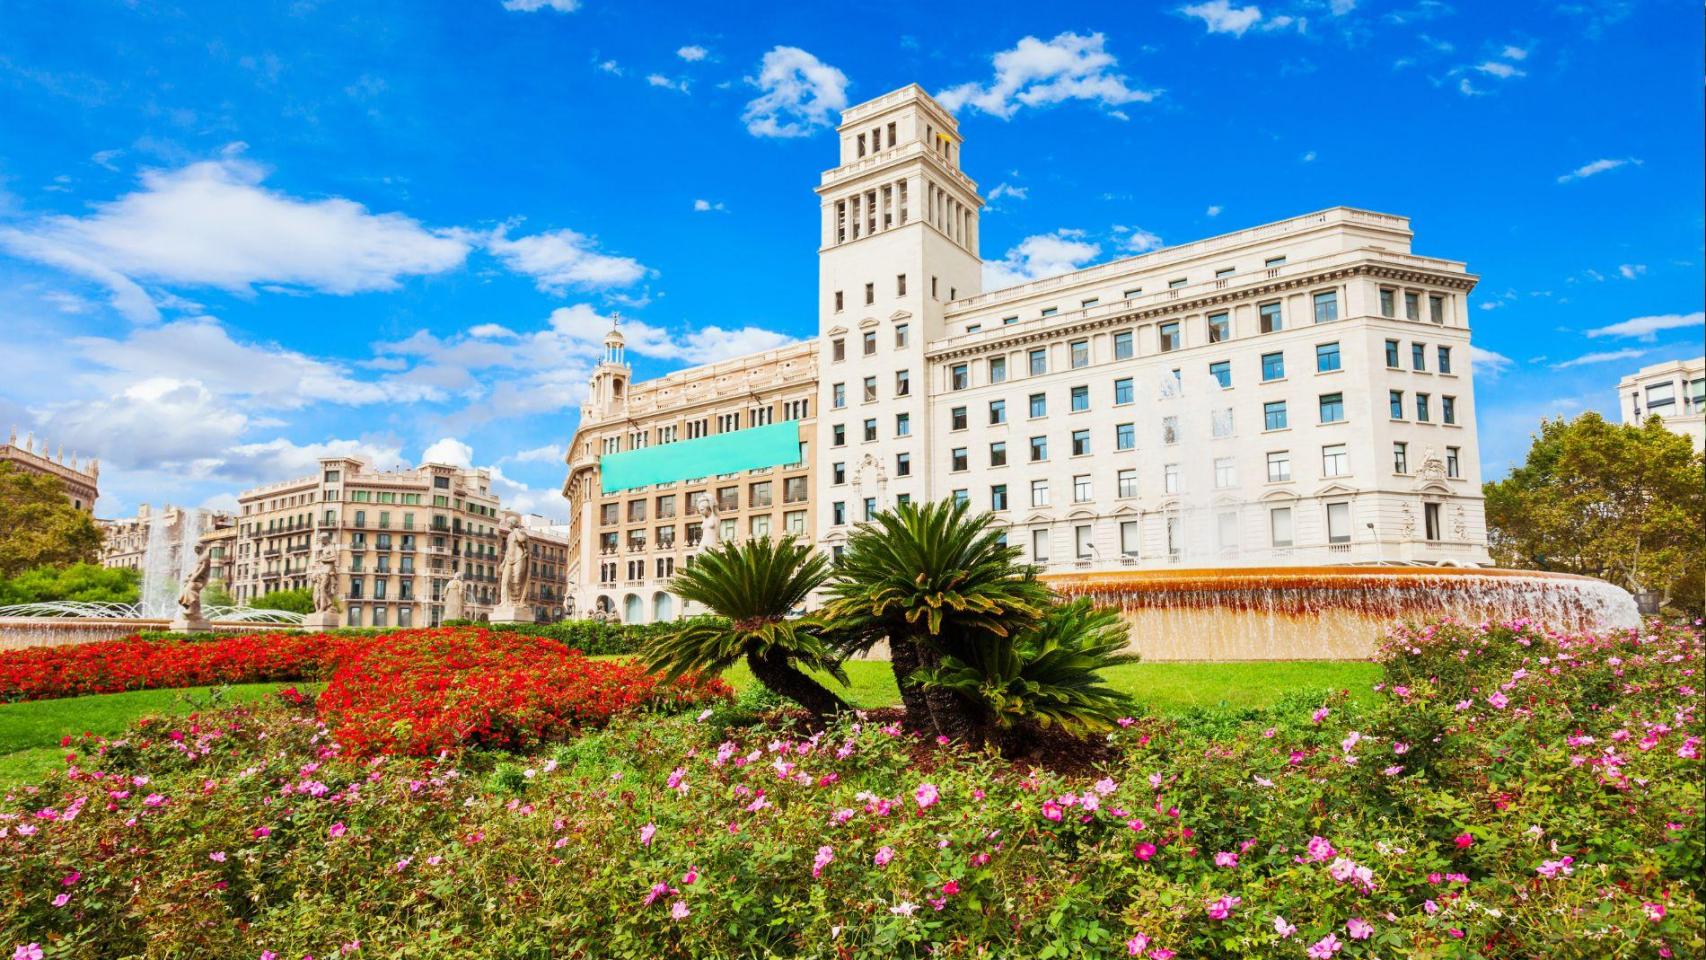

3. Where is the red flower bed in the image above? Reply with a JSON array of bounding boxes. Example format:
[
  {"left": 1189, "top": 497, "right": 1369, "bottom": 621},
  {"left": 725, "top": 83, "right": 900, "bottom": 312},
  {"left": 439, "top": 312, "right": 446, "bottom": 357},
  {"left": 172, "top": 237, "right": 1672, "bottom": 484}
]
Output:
[
  {"left": 0, "top": 632, "right": 353, "bottom": 703},
  {"left": 315, "top": 627, "right": 731, "bottom": 756}
]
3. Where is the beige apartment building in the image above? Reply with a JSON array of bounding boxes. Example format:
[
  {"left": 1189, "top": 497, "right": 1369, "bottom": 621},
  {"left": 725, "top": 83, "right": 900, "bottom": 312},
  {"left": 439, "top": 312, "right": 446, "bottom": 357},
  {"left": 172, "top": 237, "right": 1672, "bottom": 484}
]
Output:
[
  {"left": 1619, "top": 356, "right": 1705, "bottom": 452},
  {"left": 562, "top": 84, "right": 1493, "bottom": 624},
  {"left": 234, "top": 458, "right": 561, "bottom": 627},
  {"left": 3, "top": 428, "right": 99, "bottom": 512}
]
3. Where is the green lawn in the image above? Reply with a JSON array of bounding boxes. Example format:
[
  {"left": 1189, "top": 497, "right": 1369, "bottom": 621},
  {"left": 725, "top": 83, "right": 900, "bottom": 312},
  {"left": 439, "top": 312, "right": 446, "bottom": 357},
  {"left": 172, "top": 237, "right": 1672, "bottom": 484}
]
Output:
[{"left": 0, "top": 683, "right": 303, "bottom": 787}]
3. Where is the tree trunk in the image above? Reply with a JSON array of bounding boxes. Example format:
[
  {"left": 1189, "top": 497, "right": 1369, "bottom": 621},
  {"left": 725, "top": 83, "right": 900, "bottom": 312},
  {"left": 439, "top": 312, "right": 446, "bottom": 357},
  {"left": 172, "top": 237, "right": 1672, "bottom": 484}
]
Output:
[
  {"left": 911, "top": 640, "right": 984, "bottom": 747},
  {"left": 886, "top": 634, "right": 937, "bottom": 735},
  {"left": 745, "top": 648, "right": 848, "bottom": 723}
]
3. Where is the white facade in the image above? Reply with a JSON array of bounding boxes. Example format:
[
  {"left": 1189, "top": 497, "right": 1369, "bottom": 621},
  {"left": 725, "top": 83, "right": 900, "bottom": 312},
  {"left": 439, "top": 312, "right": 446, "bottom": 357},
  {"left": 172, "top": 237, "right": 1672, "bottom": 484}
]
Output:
[
  {"left": 1618, "top": 357, "right": 1705, "bottom": 452},
  {"left": 563, "top": 84, "right": 1493, "bottom": 623}
]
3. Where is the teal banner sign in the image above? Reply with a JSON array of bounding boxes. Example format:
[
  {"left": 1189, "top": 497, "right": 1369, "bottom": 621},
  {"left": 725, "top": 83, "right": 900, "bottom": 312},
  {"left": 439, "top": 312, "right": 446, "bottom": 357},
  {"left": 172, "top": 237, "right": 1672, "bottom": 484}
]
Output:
[{"left": 599, "top": 420, "right": 803, "bottom": 494}]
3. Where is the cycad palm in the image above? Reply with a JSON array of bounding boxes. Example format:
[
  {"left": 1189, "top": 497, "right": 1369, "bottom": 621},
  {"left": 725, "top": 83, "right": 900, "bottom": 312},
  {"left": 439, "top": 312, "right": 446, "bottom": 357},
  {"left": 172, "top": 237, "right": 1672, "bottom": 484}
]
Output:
[
  {"left": 646, "top": 536, "right": 847, "bottom": 721},
  {"left": 824, "top": 498, "right": 1050, "bottom": 740}
]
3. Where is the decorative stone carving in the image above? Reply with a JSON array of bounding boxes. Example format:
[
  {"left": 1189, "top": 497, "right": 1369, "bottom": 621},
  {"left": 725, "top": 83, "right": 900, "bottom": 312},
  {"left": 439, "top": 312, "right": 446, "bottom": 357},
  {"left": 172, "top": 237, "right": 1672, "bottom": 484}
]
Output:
[
  {"left": 1452, "top": 506, "right": 1469, "bottom": 542},
  {"left": 1418, "top": 447, "right": 1447, "bottom": 484},
  {"left": 1399, "top": 503, "right": 1417, "bottom": 539}
]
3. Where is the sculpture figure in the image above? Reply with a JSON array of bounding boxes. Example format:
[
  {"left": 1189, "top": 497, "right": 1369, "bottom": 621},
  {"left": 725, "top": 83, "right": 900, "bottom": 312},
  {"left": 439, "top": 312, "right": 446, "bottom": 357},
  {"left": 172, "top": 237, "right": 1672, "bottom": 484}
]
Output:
[
  {"left": 177, "top": 543, "right": 212, "bottom": 622},
  {"left": 442, "top": 568, "right": 467, "bottom": 622},
  {"left": 498, "top": 518, "right": 531, "bottom": 608},
  {"left": 695, "top": 497, "right": 721, "bottom": 550},
  {"left": 309, "top": 532, "right": 340, "bottom": 614}
]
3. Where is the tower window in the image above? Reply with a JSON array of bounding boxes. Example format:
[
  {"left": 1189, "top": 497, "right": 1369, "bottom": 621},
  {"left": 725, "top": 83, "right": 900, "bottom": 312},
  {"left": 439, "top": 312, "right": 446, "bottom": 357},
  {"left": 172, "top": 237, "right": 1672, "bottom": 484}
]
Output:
[
  {"left": 896, "top": 273, "right": 906, "bottom": 296},
  {"left": 865, "top": 282, "right": 874, "bottom": 305},
  {"left": 834, "top": 291, "right": 843, "bottom": 312}
]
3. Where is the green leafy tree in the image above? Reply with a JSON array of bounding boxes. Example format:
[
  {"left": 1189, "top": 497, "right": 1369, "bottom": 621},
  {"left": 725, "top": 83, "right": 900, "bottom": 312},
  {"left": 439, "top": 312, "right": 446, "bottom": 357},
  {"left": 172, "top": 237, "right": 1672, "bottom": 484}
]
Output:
[
  {"left": 825, "top": 499, "right": 1051, "bottom": 743},
  {"left": 644, "top": 536, "right": 848, "bottom": 721},
  {"left": 251, "top": 587, "right": 315, "bottom": 615},
  {"left": 0, "top": 562, "right": 139, "bottom": 605},
  {"left": 0, "top": 465, "right": 102, "bottom": 578},
  {"left": 1484, "top": 412, "right": 1705, "bottom": 615},
  {"left": 201, "top": 579, "right": 236, "bottom": 609}
]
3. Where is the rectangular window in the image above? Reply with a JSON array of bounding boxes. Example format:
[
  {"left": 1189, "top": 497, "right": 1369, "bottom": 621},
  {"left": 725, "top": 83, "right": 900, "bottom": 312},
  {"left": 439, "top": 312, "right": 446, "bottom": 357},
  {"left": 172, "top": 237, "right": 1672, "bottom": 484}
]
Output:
[
  {"left": 832, "top": 501, "right": 846, "bottom": 525},
  {"left": 1411, "top": 342, "right": 1426, "bottom": 371},
  {"left": 832, "top": 338, "right": 845, "bottom": 361},
  {"left": 950, "top": 363, "right": 969, "bottom": 390},
  {"left": 1166, "top": 516, "right": 1182, "bottom": 558},
  {"left": 785, "top": 510, "right": 806, "bottom": 534},
  {"left": 1029, "top": 348, "right": 1048, "bottom": 375},
  {"left": 1215, "top": 267, "right": 1236, "bottom": 279},
  {"left": 1261, "top": 351, "right": 1285, "bottom": 381},
  {"left": 1168, "top": 277, "right": 1187, "bottom": 289},
  {"left": 1404, "top": 291, "right": 1420, "bottom": 321},
  {"left": 1264, "top": 400, "right": 1288, "bottom": 431},
  {"left": 863, "top": 418, "right": 878, "bottom": 441},
  {"left": 1442, "top": 395, "right": 1456, "bottom": 425},
  {"left": 1118, "top": 468, "right": 1138, "bottom": 497},
  {"left": 1438, "top": 346, "right": 1452, "bottom": 374},
  {"left": 1071, "top": 429, "right": 1091, "bottom": 456},
  {"left": 1164, "top": 463, "right": 1180, "bottom": 494},
  {"left": 1114, "top": 330, "right": 1134, "bottom": 359},
  {"left": 990, "top": 484, "right": 1008, "bottom": 510},
  {"left": 834, "top": 291, "right": 844, "bottom": 312},
  {"left": 895, "top": 370, "right": 911, "bottom": 396},
  {"left": 1393, "top": 442, "right": 1409, "bottom": 473},
  {"left": 895, "top": 323, "right": 910, "bottom": 348},
  {"left": 1270, "top": 506, "right": 1294, "bottom": 547},
  {"left": 988, "top": 356, "right": 1007, "bottom": 383},
  {"left": 1260, "top": 301, "right": 1283, "bottom": 333},
  {"left": 1446, "top": 446, "right": 1461, "bottom": 478},
  {"left": 989, "top": 441, "right": 1007, "bottom": 467},
  {"left": 1115, "top": 422, "right": 1135, "bottom": 450},
  {"left": 1070, "top": 385, "right": 1089, "bottom": 412},
  {"left": 989, "top": 399, "right": 1007, "bottom": 424},
  {"left": 1207, "top": 312, "right": 1230, "bottom": 343},
  {"left": 1114, "top": 377, "right": 1134, "bottom": 404},
  {"left": 1267, "top": 450, "right": 1291, "bottom": 482},
  {"left": 1070, "top": 340, "right": 1089, "bottom": 368},
  {"left": 1073, "top": 475, "right": 1092, "bottom": 503},
  {"left": 864, "top": 498, "right": 878, "bottom": 521},
  {"left": 1214, "top": 457, "right": 1237, "bottom": 488},
  {"left": 1429, "top": 295, "right": 1445, "bottom": 324},
  {"left": 1216, "top": 511, "right": 1239, "bottom": 552},
  {"left": 1327, "top": 502, "right": 1352, "bottom": 543},
  {"left": 1162, "top": 415, "right": 1179, "bottom": 444},
  {"left": 1316, "top": 342, "right": 1341, "bottom": 372},
  {"left": 1120, "top": 520, "right": 1141, "bottom": 557},
  {"left": 1425, "top": 501, "right": 1442, "bottom": 540},
  {"left": 1159, "top": 322, "right": 1181, "bottom": 352},
  {"left": 950, "top": 407, "right": 966, "bottom": 430},
  {"left": 865, "top": 282, "right": 875, "bottom": 305},
  {"left": 1031, "top": 528, "right": 1050, "bottom": 562},
  {"left": 1379, "top": 288, "right": 1395, "bottom": 318},
  {"left": 1075, "top": 524, "right": 1093, "bottom": 558},
  {"left": 1029, "top": 436, "right": 1048, "bottom": 461},
  {"left": 1390, "top": 390, "right": 1405, "bottom": 419},
  {"left": 1319, "top": 393, "right": 1345, "bottom": 423},
  {"left": 1322, "top": 443, "right": 1349, "bottom": 477},
  {"left": 896, "top": 452, "right": 912, "bottom": 476},
  {"left": 1030, "top": 479, "right": 1050, "bottom": 507},
  {"left": 1209, "top": 360, "right": 1231, "bottom": 389},
  {"left": 1029, "top": 393, "right": 1047, "bottom": 418},
  {"left": 951, "top": 447, "right": 968, "bottom": 471},
  {"left": 1415, "top": 393, "right": 1431, "bottom": 423},
  {"left": 897, "top": 273, "right": 907, "bottom": 296},
  {"left": 1313, "top": 290, "right": 1339, "bottom": 323},
  {"left": 1040, "top": 306, "right": 1058, "bottom": 318},
  {"left": 864, "top": 375, "right": 878, "bottom": 402},
  {"left": 863, "top": 331, "right": 877, "bottom": 356},
  {"left": 1385, "top": 339, "right": 1400, "bottom": 368}
]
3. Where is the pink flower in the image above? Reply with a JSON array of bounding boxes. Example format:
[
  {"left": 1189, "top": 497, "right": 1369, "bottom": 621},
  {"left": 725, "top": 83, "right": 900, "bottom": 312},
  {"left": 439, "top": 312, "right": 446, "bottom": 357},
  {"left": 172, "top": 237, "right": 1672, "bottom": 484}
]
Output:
[
  {"left": 811, "top": 845, "right": 834, "bottom": 878},
  {"left": 1134, "top": 842, "right": 1156, "bottom": 861},
  {"left": 329, "top": 823, "right": 347, "bottom": 838},
  {"left": 681, "top": 868, "right": 698, "bottom": 886},
  {"left": 1117, "top": 717, "right": 1136, "bottom": 727},
  {"left": 1346, "top": 918, "right": 1373, "bottom": 940},
  {"left": 643, "top": 882, "right": 673, "bottom": 907},
  {"left": 874, "top": 846, "right": 895, "bottom": 867},
  {"left": 1643, "top": 902, "right": 1666, "bottom": 922},
  {"left": 261, "top": 953, "right": 277, "bottom": 960},
  {"left": 61, "top": 871, "right": 80, "bottom": 886},
  {"left": 1273, "top": 916, "right": 1296, "bottom": 938},
  {"left": 670, "top": 900, "right": 690, "bottom": 920},
  {"left": 1042, "top": 801, "right": 1064, "bottom": 822},
  {"left": 941, "top": 880, "right": 960, "bottom": 896},
  {"left": 1306, "top": 836, "right": 1336, "bottom": 862},
  {"left": 1125, "top": 934, "right": 1149, "bottom": 955},
  {"left": 666, "top": 768, "right": 688, "bottom": 794},
  {"left": 1213, "top": 851, "right": 1238, "bottom": 869},
  {"left": 1536, "top": 856, "right": 1574, "bottom": 878},
  {"left": 640, "top": 823, "right": 657, "bottom": 846},
  {"left": 1307, "top": 933, "right": 1342, "bottom": 958},
  {"left": 1205, "top": 895, "right": 1241, "bottom": 920},
  {"left": 209, "top": 851, "right": 227, "bottom": 862},
  {"left": 914, "top": 783, "right": 940, "bottom": 809},
  {"left": 1149, "top": 950, "right": 1175, "bottom": 960},
  {"left": 252, "top": 826, "right": 271, "bottom": 838},
  {"left": 14, "top": 946, "right": 44, "bottom": 960},
  {"left": 143, "top": 794, "right": 166, "bottom": 807},
  {"left": 1312, "top": 707, "right": 1331, "bottom": 724},
  {"left": 51, "top": 894, "right": 70, "bottom": 908},
  {"left": 1487, "top": 691, "right": 1510, "bottom": 710},
  {"left": 1454, "top": 832, "right": 1473, "bottom": 849}
]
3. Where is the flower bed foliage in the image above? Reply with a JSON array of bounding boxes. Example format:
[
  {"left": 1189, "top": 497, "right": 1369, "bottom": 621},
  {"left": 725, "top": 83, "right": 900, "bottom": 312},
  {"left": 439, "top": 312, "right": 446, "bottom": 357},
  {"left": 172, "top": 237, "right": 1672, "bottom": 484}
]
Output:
[
  {"left": 0, "top": 632, "right": 351, "bottom": 703},
  {"left": 2, "top": 619, "right": 1700, "bottom": 958},
  {"left": 317, "top": 629, "right": 731, "bottom": 756}
]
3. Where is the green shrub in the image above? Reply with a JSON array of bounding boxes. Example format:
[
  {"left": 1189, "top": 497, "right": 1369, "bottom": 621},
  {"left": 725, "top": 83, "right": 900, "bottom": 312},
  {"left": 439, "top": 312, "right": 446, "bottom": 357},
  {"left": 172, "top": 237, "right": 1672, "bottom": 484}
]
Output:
[{"left": 0, "top": 562, "right": 139, "bottom": 604}]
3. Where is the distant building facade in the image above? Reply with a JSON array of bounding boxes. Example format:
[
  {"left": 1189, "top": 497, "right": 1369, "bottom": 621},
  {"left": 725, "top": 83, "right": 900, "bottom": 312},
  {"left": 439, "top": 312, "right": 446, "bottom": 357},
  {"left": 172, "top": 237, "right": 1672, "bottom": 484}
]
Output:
[
  {"left": 100, "top": 503, "right": 235, "bottom": 576},
  {"left": 2, "top": 428, "right": 99, "bottom": 512},
  {"left": 1619, "top": 357, "right": 1705, "bottom": 452}
]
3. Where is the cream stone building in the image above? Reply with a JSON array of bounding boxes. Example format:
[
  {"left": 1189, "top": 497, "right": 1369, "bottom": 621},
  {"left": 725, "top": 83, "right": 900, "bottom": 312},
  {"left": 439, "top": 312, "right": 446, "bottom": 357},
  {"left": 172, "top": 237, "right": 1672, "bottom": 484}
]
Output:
[
  {"left": 2, "top": 428, "right": 99, "bottom": 512},
  {"left": 100, "top": 504, "right": 234, "bottom": 575},
  {"left": 562, "top": 84, "right": 1493, "bottom": 623},
  {"left": 1618, "top": 356, "right": 1705, "bottom": 452},
  {"left": 232, "top": 458, "right": 561, "bottom": 627}
]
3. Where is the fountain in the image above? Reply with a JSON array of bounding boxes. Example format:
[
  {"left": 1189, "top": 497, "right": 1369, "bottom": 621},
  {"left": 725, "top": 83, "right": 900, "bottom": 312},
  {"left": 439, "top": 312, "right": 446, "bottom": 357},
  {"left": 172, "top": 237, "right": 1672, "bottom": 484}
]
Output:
[{"left": 1045, "top": 566, "right": 1641, "bottom": 660}]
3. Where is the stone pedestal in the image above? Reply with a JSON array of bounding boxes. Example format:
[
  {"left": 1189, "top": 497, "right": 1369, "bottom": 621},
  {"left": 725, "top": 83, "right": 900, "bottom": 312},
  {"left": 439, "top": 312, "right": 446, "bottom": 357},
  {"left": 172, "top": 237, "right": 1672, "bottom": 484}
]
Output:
[
  {"left": 168, "top": 615, "right": 212, "bottom": 634},
  {"left": 302, "top": 610, "right": 341, "bottom": 631},
  {"left": 488, "top": 603, "right": 535, "bottom": 625}
]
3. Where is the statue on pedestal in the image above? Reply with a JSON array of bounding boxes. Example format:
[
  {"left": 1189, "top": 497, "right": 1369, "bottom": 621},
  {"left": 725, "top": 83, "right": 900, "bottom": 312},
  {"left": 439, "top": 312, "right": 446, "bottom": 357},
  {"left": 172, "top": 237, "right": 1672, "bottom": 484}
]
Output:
[
  {"left": 696, "top": 497, "right": 720, "bottom": 550},
  {"left": 442, "top": 568, "right": 467, "bottom": 623},
  {"left": 490, "top": 517, "right": 535, "bottom": 623},
  {"left": 172, "top": 543, "right": 213, "bottom": 631},
  {"left": 304, "top": 532, "right": 342, "bottom": 629}
]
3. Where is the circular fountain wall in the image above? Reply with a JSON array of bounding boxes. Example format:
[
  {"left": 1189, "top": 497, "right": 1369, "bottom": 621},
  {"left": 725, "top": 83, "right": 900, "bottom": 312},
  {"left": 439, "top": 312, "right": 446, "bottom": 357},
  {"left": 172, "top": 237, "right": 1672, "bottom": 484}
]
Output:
[{"left": 1044, "top": 566, "right": 1641, "bottom": 661}]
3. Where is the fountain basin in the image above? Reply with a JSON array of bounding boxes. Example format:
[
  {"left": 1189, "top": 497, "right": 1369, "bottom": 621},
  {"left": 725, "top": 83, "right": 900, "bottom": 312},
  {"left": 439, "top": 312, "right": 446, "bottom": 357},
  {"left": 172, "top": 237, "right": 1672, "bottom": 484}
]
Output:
[{"left": 1044, "top": 566, "right": 1641, "bottom": 661}]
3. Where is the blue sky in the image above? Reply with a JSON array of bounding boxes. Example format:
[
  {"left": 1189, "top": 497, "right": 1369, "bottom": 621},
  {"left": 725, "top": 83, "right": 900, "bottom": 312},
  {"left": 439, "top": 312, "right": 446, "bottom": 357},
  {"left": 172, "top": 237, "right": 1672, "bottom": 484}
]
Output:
[{"left": 0, "top": 0, "right": 1700, "bottom": 519}]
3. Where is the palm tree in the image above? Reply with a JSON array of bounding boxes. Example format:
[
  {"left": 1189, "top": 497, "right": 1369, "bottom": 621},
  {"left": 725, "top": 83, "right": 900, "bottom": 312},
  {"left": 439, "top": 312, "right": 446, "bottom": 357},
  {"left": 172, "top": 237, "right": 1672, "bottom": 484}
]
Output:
[
  {"left": 915, "top": 597, "right": 1139, "bottom": 748},
  {"left": 645, "top": 536, "right": 847, "bottom": 721},
  {"left": 824, "top": 499, "right": 1050, "bottom": 741}
]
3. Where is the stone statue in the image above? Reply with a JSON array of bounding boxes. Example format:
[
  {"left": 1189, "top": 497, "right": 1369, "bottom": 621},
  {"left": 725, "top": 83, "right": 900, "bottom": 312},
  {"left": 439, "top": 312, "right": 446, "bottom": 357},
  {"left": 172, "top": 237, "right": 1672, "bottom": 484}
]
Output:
[
  {"left": 498, "top": 519, "right": 531, "bottom": 608},
  {"left": 177, "top": 543, "right": 212, "bottom": 622},
  {"left": 695, "top": 497, "right": 720, "bottom": 549},
  {"left": 442, "top": 568, "right": 467, "bottom": 622},
  {"left": 309, "top": 532, "right": 340, "bottom": 614}
]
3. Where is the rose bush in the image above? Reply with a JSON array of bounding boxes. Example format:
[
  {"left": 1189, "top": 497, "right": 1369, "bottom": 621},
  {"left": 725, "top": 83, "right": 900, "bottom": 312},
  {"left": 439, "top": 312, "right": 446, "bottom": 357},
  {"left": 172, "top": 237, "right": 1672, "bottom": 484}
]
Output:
[{"left": 0, "top": 619, "right": 1699, "bottom": 958}]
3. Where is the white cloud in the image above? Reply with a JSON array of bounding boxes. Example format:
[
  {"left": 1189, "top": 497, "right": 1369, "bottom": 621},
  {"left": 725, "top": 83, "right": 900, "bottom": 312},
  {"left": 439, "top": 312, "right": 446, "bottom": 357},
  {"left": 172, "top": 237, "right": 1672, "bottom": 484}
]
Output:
[
  {"left": 742, "top": 46, "right": 849, "bottom": 138},
  {"left": 982, "top": 230, "right": 1101, "bottom": 290},
  {"left": 1585, "top": 311, "right": 1704, "bottom": 342},
  {"left": 595, "top": 59, "right": 623, "bottom": 76},
  {"left": 1330, "top": 0, "right": 1357, "bottom": 12},
  {"left": 1501, "top": 44, "right": 1528, "bottom": 60},
  {"left": 677, "top": 45, "right": 709, "bottom": 62},
  {"left": 693, "top": 199, "right": 727, "bottom": 212},
  {"left": 1470, "top": 346, "right": 1515, "bottom": 379},
  {"left": 1458, "top": 77, "right": 1482, "bottom": 96},
  {"left": 646, "top": 74, "right": 690, "bottom": 93},
  {"left": 1122, "top": 227, "right": 1164, "bottom": 253},
  {"left": 217, "top": 436, "right": 405, "bottom": 484},
  {"left": 1205, "top": 204, "right": 1223, "bottom": 217},
  {"left": 1180, "top": 1, "right": 1265, "bottom": 36},
  {"left": 936, "top": 32, "right": 1157, "bottom": 120},
  {"left": 486, "top": 224, "right": 648, "bottom": 294},
  {"left": 1557, "top": 157, "right": 1641, "bottom": 183},
  {"left": 501, "top": 0, "right": 578, "bottom": 11},
  {"left": 1300, "top": 149, "right": 1317, "bottom": 162},
  {"left": 1474, "top": 60, "right": 1524, "bottom": 78},
  {"left": 508, "top": 444, "right": 565, "bottom": 463},
  {"left": 468, "top": 323, "right": 517, "bottom": 339},
  {"left": 421, "top": 437, "right": 475, "bottom": 468},
  {"left": 0, "top": 151, "right": 469, "bottom": 321},
  {"left": 1551, "top": 348, "right": 1648, "bottom": 369},
  {"left": 1617, "top": 263, "right": 1646, "bottom": 280},
  {"left": 987, "top": 182, "right": 1029, "bottom": 202}
]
